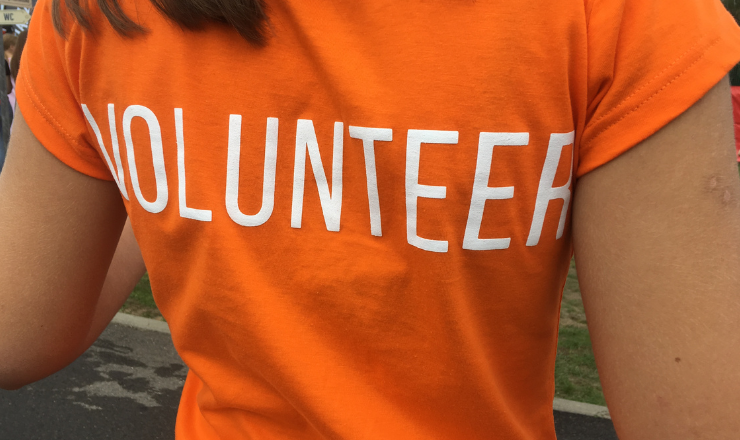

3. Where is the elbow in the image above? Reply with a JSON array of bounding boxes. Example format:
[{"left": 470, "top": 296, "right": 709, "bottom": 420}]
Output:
[
  {"left": 0, "top": 377, "right": 29, "bottom": 391},
  {"left": 0, "top": 354, "right": 83, "bottom": 391},
  {"left": 0, "top": 333, "right": 90, "bottom": 391},
  {"left": 0, "top": 362, "right": 38, "bottom": 390},
  {"left": 0, "top": 344, "right": 35, "bottom": 389}
]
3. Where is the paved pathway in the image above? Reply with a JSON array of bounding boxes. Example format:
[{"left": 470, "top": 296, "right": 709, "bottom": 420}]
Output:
[{"left": 0, "top": 317, "right": 618, "bottom": 439}]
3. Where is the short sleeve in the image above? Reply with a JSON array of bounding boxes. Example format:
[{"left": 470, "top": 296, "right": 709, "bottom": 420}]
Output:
[
  {"left": 578, "top": 0, "right": 740, "bottom": 177},
  {"left": 15, "top": 0, "right": 113, "bottom": 181}
]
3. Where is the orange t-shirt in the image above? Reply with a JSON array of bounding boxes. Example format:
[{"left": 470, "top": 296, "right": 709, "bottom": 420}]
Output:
[{"left": 17, "top": 0, "right": 740, "bottom": 438}]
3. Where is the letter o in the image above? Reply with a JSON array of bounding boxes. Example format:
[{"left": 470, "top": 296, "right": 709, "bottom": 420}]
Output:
[{"left": 123, "top": 105, "right": 168, "bottom": 214}]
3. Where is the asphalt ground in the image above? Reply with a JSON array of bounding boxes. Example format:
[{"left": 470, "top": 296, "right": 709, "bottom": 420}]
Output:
[{"left": 0, "top": 318, "right": 619, "bottom": 440}]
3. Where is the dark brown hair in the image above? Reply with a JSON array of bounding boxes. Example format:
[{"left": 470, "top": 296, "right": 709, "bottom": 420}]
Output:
[
  {"left": 10, "top": 30, "right": 27, "bottom": 80},
  {"left": 51, "top": 0, "right": 269, "bottom": 45}
]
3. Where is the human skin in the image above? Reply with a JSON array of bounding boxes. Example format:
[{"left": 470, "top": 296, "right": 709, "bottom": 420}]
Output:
[
  {"left": 0, "top": 77, "right": 738, "bottom": 438},
  {"left": 81, "top": 218, "right": 145, "bottom": 349},
  {"left": 573, "top": 77, "right": 740, "bottom": 439}
]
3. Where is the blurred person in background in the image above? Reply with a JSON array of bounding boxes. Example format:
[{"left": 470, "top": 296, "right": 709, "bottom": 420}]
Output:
[
  {"left": 3, "top": 33, "right": 16, "bottom": 110},
  {"left": 0, "top": 32, "right": 13, "bottom": 173},
  {"left": 723, "top": 0, "right": 740, "bottom": 161},
  {"left": 3, "top": 33, "right": 16, "bottom": 63},
  {"left": 9, "top": 30, "right": 27, "bottom": 116},
  {"left": 1, "top": 1, "right": 740, "bottom": 440}
]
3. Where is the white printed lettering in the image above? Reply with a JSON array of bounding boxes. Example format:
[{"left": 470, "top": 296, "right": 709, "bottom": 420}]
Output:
[
  {"left": 526, "top": 131, "right": 575, "bottom": 246},
  {"left": 463, "top": 132, "right": 529, "bottom": 250},
  {"left": 175, "top": 109, "right": 212, "bottom": 222},
  {"left": 81, "top": 104, "right": 129, "bottom": 199},
  {"left": 226, "top": 116, "right": 279, "bottom": 227},
  {"left": 349, "top": 126, "right": 392, "bottom": 237},
  {"left": 291, "top": 120, "right": 344, "bottom": 232},
  {"left": 405, "top": 129, "right": 458, "bottom": 253},
  {"left": 123, "top": 105, "right": 168, "bottom": 214}
]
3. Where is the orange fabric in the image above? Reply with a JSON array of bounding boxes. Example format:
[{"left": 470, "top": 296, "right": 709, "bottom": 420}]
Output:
[{"left": 16, "top": 0, "right": 740, "bottom": 439}]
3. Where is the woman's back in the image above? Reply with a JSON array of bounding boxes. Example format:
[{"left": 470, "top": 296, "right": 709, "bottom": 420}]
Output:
[{"left": 11, "top": 0, "right": 740, "bottom": 438}]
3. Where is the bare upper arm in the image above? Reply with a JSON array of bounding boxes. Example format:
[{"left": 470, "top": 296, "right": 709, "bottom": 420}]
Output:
[
  {"left": 573, "top": 77, "right": 740, "bottom": 438},
  {"left": 0, "top": 110, "right": 127, "bottom": 389}
]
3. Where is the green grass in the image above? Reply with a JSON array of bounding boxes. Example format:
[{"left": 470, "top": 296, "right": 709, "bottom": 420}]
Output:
[
  {"left": 554, "top": 261, "right": 605, "bottom": 405},
  {"left": 119, "top": 273, "right": 163, "bottom": 320},
  {"left": 555, "top": 326, "right": 604, "bottom": 405},
  {"left": 121, "top": 263, "right": 605, "bottom": 404}
]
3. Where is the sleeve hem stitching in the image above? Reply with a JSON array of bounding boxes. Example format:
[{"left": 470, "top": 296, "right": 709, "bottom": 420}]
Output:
[
  {"left": 587, "top": 37, "right": 708, "bottom": 130},
  {"left": 584, "top": 35, "right": 721, "bottom": 149},
  {"left": 21, "top": 73, "right": 98, "bottom": 160}
]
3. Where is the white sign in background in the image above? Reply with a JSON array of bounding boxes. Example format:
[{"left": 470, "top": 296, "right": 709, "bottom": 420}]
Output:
[
  {"left": 0, "top": 0, "right": 32, "bottom": 8},
  {"left": 0, "top": 9, "right": 29, "bottom": 24}
]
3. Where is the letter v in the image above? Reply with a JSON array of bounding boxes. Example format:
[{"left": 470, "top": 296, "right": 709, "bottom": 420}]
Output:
[{"left": 82, "top": 103, "right": 129, "bottom": 199}]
